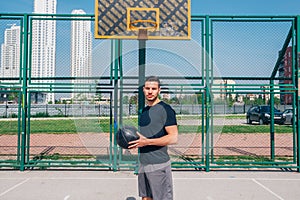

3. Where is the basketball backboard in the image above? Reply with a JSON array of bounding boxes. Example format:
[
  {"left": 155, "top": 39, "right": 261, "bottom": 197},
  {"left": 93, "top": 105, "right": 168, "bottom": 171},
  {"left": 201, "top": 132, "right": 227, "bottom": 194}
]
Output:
[{"left": 95, "top": 0, "right": 191, "bottom": 40}]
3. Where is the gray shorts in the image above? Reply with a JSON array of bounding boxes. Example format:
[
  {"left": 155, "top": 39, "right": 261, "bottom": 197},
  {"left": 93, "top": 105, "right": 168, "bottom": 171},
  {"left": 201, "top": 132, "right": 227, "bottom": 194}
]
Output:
[{"left": 138, "top": 161, "right": 173, "bottom": 200}]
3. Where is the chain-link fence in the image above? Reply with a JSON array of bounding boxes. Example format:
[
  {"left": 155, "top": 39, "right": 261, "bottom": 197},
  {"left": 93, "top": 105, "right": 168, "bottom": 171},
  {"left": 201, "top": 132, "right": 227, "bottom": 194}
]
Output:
[{"left": 0, "top": 14, "right": 299, "bottom": 171}]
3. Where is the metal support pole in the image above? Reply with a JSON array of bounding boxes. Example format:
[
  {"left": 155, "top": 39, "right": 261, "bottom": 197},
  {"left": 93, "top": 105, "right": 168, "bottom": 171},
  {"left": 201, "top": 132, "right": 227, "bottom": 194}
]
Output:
[
  {"left": 270, "top": 80, "right": 275, "bottom": 160},
  {"left": 113, "top": 40, "right": 120, "bottom": 171},
  {"left": 138, "top": 40, "right": 146, "bottom": 118},
  {"left": 136, "top": 39, "right": 146, "bottom": 174},
  {"left": 296, "top": 16, "right": 300, "bottom": 172},
  {"left": 20, "top": 14, "right": 29, "bottom": 171},
  {"left": 205, "top": 16, "right": 211, "bottom": 172}
]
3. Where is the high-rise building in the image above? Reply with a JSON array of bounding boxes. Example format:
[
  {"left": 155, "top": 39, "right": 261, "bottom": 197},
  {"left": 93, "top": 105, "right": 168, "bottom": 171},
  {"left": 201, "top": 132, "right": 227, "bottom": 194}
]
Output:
[
  {"left": 213, "top": 79, "right": 236, "bottom": 100},
  {"left": 0, "top": 24, "right": 20, "bottom": 80},
  {"left": 31, "top": 0, "right": 57, "bottom": 103},
  {"left": 278, "top": 46, "right": 294, "bottom": 105},
  {"left": 71, "top": 9, "right": 92, "bottom": 99}
]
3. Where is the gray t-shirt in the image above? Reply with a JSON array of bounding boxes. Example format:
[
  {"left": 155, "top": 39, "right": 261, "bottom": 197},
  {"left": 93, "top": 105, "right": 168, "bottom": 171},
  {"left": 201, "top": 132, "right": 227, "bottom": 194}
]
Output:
[{"left": 139, "top": 101, "right": 177, "bottom": 165}]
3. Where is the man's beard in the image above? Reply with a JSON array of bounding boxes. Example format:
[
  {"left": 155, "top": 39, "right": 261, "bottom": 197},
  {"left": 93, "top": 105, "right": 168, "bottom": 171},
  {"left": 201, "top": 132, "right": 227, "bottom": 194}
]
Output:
[{"left": 146, "top": 95, "right": 158, "bottom": 103}]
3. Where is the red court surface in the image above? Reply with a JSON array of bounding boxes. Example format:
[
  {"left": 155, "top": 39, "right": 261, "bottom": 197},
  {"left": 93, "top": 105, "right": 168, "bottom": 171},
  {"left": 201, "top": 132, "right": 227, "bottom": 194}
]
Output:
[{"left": 0, "top": 170, "right": 300, "bottom": 200}]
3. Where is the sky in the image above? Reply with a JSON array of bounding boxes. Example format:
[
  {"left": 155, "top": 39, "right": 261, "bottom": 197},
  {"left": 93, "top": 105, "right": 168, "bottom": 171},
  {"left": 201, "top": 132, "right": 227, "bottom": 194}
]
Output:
[
  {"left": 0, "top": 0, "right": 299, "bottom": 86},
  {"left": 1, "top": 0, "right": 300, "bottom": 15}
]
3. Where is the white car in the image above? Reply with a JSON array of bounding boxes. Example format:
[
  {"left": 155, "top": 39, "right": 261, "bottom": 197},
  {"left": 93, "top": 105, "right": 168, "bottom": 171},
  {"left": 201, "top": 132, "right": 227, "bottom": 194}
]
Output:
[{"left": 282, "top": 109, "right": 294, "bottom": 124}]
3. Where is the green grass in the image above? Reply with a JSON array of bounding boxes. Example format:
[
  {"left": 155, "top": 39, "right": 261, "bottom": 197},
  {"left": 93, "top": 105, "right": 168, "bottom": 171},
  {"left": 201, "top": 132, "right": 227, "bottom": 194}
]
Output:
[
  {"left": 0, "top": 119, "right": 294, "bottom": 134},
  {"left": 224, "top": 115, "right": 245, "bottom": 119},
  {"left": 215, "top": 155, "right": 294, "bottom": 164},
  {"left": 178, "top": 124, "right": 293, "bottom": 134},
  {"left": 221, "top": 125, "right": 293, "bottom": 133},
  {"left": 0, "top": 119, "right": 110, "bottom": 134},
  {"left": 32, "top": 153, "right": 96, "bottom": 161},
  {"left": 176, "top": 114, "right": 246, "bottom": 120}
]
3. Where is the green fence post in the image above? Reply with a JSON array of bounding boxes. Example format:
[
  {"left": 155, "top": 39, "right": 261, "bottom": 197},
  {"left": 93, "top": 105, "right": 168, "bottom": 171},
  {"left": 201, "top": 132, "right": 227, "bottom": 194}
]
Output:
[
  {"left": 270, "top": 80, "right": 275, "bottom": 161},
  {"left": 113, "top": 40, "right": 120, "bottom": 171},
  {"left": 20, "top": 14, "right": 29, "bottom": 171},
  {"left": 296, "top": 16, "right": 300, "bottom": 172},
  {"left": 205, "top": 15, "right": 211, "bottom": 172}
]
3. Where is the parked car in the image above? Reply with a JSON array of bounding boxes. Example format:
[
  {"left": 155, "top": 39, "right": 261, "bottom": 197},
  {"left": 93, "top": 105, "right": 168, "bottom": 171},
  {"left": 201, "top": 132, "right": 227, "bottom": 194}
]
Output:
[
  {"left": 246, "top": 105, "right": 284, "bottom": 125},
  {"left": 282, "top": 108, "right": 294, "bottom": 125}
]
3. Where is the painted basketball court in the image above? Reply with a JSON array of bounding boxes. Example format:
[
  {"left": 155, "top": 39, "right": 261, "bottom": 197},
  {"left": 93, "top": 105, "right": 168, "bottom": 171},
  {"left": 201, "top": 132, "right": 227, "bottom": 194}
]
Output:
[{"left": 1, "top": 170, "right": 300, "bottom": 200}]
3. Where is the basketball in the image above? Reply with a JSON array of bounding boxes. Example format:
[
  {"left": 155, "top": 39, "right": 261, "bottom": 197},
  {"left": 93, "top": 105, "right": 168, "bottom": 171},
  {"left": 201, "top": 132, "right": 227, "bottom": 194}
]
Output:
[{"left": 116, "top": 125, "right": 139, "bottom": 149}]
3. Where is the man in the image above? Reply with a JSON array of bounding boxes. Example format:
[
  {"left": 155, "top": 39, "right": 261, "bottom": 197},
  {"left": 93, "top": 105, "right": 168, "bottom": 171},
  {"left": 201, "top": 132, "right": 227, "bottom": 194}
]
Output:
[{"left": 129, "top": 76, "right": 178, "bottom": 200}]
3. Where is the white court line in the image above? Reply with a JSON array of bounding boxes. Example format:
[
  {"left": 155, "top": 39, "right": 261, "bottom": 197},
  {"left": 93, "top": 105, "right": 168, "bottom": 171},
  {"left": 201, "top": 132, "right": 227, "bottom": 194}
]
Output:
[
  {"left": 0, "top": 177, "right": 137, "bottom": 180},
  {"left": 252, "top": 178, "right": 284, "bottom": 200},
  {"left": 0, "top": 178, "right": 30, "bottom": 197},
  {"left": 175, "top": 177, "right": 300, "bottom": 181},
  {"left": 0, "top": 177, "right": 300, "bottom": 181},
  {"left": 64, "top": 195, "right": 71, "bottom": 200}
]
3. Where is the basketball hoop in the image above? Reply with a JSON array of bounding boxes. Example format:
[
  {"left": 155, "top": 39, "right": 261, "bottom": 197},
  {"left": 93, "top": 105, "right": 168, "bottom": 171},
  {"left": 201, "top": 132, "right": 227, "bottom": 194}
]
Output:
[
  {"left": 129, "top": 19, "right": 158, "bottom": 40},
  {"left": 95, "top": 0, "right": 190, "bottom": 40}
]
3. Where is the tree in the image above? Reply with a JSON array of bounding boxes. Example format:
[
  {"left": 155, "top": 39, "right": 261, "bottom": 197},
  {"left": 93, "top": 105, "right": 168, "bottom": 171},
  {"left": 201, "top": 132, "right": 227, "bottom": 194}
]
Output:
[
  {"left": 94, "top": 93, "right": 102, "bottom": 104},
  {"left": 254, "top": 96, "right": 264, "bottom": 105},
  {"left": 226, "top": 94, "right": 234, "bottom": 107},
  {"left": 129, "top": 95, "right": 138, "bottom": 105},
  {"left": 267, "top": 96, "right": 281, "bottom": 107},
  {"left": 8, "top": 92, "right": 19, "bottom": 103},
  {"left": 170, "top": 96, "right": 179, "bottom": 104},
  {"left": 196, "top": 93, "right": 203, "bottom": 104},
  {"left": 274, "top": 96, "right": 281, "bottom": 107},
  {"left": 122, "top": 95, "right": 129, "bottom": 104}
]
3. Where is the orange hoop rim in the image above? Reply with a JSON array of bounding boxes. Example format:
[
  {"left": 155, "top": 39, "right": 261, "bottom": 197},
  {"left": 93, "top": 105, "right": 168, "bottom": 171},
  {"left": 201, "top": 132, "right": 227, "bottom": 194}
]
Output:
[{"left": 129, "top": 19, "right": 158, "bottom": 32}]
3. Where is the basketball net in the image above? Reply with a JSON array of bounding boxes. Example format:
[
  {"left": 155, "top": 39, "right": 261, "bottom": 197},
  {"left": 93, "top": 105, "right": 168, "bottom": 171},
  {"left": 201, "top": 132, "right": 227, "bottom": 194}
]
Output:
[{"left": 129, "top": 19, "right": 158, "bottom": 40}]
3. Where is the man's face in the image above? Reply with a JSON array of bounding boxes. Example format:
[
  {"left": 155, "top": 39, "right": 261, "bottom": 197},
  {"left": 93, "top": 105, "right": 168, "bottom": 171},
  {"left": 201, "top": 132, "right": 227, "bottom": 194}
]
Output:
[{"left": 143, "top": 81, "right": 161, "bottom": 102}]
